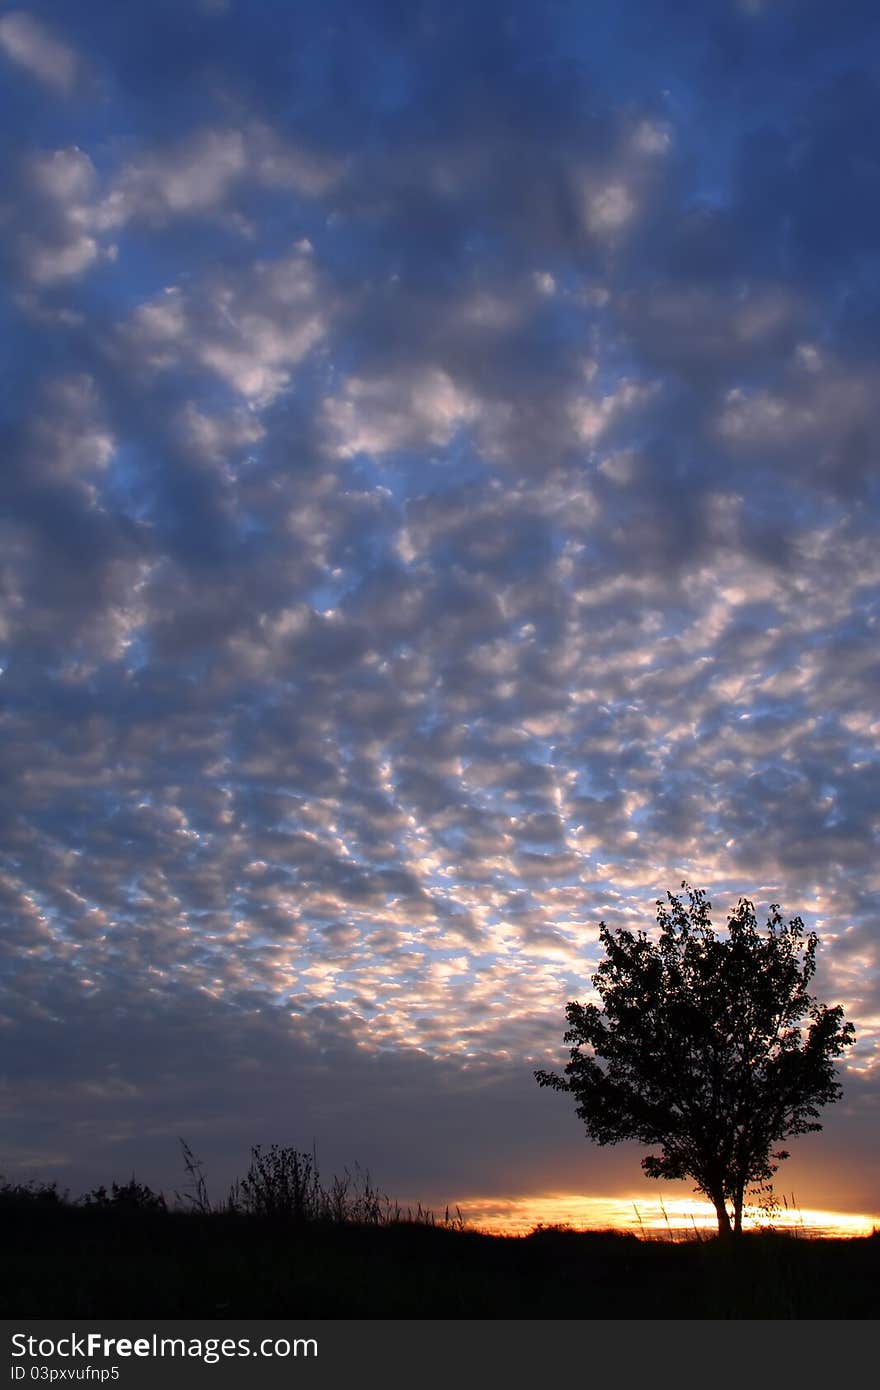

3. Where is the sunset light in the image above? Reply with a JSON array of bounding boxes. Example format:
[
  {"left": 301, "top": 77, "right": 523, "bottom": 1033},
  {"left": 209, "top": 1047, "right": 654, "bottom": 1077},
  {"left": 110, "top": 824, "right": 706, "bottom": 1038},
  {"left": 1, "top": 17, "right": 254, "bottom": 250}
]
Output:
[{"left": 456, "top": 1194, "right": 880, "bottom": 1240}]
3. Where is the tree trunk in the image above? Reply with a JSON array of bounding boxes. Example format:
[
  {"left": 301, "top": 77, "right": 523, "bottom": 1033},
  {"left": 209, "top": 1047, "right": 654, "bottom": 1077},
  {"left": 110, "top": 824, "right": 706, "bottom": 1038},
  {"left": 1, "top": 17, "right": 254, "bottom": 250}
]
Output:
[
  {"left": 733, "top": 1184, "right": 745, "bottom": 1236},
  {"left": 712, "top": 1191, "right": 733, "bottom": 1238}
]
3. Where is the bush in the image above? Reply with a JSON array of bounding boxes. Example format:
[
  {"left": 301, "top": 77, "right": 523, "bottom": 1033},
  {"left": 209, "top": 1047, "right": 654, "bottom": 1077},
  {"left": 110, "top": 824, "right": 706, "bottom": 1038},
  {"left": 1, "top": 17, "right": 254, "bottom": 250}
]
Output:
[
  {"left": 81, "top": 1178, "right": 167, "bottom": 1212},
  {"left": 0, "top": 1176, "right": 66, "bottom": 1208},
  {"left": 237, "top": 1144, "right": 322, "bottom": 1223}
]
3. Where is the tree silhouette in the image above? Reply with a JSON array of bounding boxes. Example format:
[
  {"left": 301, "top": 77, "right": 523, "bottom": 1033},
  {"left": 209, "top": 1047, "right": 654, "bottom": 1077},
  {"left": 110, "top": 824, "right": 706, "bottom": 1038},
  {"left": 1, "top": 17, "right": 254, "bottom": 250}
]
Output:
[{"left": 535, "top": 883, "right": 855, "bottom": 1236}]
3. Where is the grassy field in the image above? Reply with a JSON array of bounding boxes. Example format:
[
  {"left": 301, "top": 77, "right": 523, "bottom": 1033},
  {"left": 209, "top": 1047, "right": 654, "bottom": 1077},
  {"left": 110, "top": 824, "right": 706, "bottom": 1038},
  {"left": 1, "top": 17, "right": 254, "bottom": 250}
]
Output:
[
  {"left": 3, "top": 1147, "right": 878, "bottom": 1319},
  {"left": 2, "top": 1182, "right": 878, "bottom": 1319}
]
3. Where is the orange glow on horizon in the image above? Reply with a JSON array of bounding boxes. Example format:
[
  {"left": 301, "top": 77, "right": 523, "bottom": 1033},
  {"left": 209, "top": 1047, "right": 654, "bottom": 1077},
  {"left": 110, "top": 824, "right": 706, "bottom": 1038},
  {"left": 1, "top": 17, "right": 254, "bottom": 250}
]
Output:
[{"left": 452, "top": 1192, "right": 880, "bottom": 1239}]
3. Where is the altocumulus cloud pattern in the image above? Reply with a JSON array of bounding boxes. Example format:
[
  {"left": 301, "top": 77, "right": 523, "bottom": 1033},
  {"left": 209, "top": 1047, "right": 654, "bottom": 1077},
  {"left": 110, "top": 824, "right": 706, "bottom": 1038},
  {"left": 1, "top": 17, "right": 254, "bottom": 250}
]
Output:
[{"left": 0, "top": 0, "right": 878, "bottom": 1212}]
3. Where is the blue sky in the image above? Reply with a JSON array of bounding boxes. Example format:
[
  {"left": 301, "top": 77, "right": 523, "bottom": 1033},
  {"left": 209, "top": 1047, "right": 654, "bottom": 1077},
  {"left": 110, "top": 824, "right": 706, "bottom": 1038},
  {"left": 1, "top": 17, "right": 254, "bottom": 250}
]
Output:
[{"left": 1, "top": 0, "right": 878, "bottom": 1220}]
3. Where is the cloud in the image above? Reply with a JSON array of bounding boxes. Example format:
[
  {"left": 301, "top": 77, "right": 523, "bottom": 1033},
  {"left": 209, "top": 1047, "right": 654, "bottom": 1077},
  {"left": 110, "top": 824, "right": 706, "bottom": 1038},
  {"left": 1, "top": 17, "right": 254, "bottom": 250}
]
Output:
[
  {"left": 716, "top": 347, "right": 880, "bottom": 494},
  {"left": 4, "top": 123, "right": 341, "bottom": 294},
  {"left": 622, "top": 283, "right": 803, "bottom": 377},
  {"left": 0, "top": 10, "right": 79, "bottom": 92},
  {"left": 0, "top": 0, "right": 877, "bottom": 1218},
  {"left": 118, "top": 244, "right": 332, "bottom": 405},
  {"left": 7, "top": 146, "right": 122, "bottom": 285},
  {"left": 116, "top": 124, "right": 343, "bottom": 225},
  {"left": 324, "top": 367, "right": 479, "bottom": 457},
  {"left": 583, "top": 180, "right": 636, "bottom": 237}
]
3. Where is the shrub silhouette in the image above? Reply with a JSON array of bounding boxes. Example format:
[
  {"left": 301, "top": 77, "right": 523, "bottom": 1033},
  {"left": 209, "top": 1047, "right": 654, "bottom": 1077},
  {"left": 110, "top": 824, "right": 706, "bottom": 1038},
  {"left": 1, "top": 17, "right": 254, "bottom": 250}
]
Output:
[
  {"left": 0, "top": 1176, "right": 66, "bottom": 1208},
  {"left": 238, "top": 1144, "right": 321, "bottom": 1223},
  {"left": 82, "top": 1178, "right": 167, "bottom": 1212},
  {"left": 173, "top": 1139, "right": 459, "bottom": 1230}
]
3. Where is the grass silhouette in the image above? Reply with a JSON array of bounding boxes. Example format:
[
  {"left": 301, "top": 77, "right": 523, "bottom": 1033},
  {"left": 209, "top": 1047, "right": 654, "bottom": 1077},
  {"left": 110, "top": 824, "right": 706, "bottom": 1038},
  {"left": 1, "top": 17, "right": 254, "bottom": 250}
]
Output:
[{"left": 1, "top": 1147, "right": 877, "bottom": 1318}]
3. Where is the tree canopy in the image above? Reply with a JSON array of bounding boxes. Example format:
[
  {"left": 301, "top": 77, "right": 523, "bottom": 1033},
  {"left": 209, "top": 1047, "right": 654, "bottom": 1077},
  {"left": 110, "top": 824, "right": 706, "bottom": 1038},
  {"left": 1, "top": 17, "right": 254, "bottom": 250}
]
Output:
[{"left": 535, "top": 884, "right": 855, "bottom": 1235}]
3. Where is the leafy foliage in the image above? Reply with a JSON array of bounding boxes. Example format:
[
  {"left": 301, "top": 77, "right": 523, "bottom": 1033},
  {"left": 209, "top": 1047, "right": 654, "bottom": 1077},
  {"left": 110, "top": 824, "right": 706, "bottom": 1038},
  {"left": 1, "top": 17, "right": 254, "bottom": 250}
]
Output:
[
  {"left": 536, "top": 884, "right": 855, "bottom": 1235},
  {"left": 81, "top": 1178, "right": 167, "bottom": 1212},
  {"left": 0, "top": 1176, "right": 67, "bottom": 1208}
]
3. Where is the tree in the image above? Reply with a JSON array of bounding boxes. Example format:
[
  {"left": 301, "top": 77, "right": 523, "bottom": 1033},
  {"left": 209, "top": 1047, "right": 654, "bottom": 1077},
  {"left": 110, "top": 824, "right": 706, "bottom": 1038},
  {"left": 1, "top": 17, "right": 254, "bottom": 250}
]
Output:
[{"left": 535, "top": 883, "right": 855, "bottom": 1237}]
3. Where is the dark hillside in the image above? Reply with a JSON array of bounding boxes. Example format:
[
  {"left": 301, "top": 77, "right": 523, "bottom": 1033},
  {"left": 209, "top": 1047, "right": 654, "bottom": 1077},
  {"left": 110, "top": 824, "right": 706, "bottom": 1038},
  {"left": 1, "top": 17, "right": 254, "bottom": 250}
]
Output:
[{"left": 3, "top": 1197, "right": 878, "bottom": 1318}]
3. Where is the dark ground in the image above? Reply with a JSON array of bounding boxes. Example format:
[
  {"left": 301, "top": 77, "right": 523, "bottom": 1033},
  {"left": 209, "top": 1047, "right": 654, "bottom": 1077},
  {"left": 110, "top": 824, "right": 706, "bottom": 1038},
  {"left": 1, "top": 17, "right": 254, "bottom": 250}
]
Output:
[{"left": 2, "top": 1201, "right": 879, "bottom": 1318}]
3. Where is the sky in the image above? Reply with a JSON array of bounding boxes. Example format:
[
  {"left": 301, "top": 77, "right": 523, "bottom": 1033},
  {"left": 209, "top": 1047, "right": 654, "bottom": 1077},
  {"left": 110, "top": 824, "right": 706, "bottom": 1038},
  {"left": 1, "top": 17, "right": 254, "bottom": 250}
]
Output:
[{"left": 1, "top": 0, "right": 879, "bottom": 1231}]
